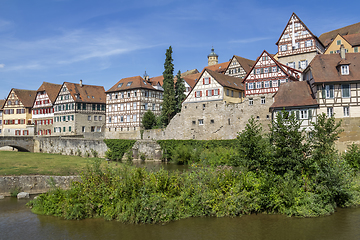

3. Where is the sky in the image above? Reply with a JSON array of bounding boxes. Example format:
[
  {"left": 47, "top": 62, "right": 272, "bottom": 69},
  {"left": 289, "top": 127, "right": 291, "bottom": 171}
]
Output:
[{"left": 0, "top": 0, "right": 359, "bottom": 99}]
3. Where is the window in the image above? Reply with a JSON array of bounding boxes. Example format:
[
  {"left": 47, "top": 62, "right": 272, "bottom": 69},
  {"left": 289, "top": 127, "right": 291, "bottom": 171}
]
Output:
[
  {"left": 127, "top": 92, "right": 131, "bottom": 98},
  {"left": 355, "top": 47, "right": 359, "bottom": 53},
  {"left": 327, "top": 107, "right": 333, "bottom": 118},
  {"left": 248, "top": 83, "right": 254, "bottom": 89},
  {"left": 69, "top": 126, "right": 71, "bottom": 132},
  {"left": 342, "top": 84, "right": 350, "bottom": 98},
  {"left": 91, "top": 126, "right": 95, "bottom": 132},
  {"left": 302, "top": 30, "right": 308, "bottom": 35},
  {"left": 144, "top": 103, "right": 148, "bottom": 110},
  {"left": 249, "top": 98, "right": 253, "bottom": 106},
  {"left": 152, "top": 103, "right": 155, "bottom": 111},
  {"left": 134, "top": 91, "right": 137, "bottom": 97},
  {"left": 127, "top": 103, "right": 131, "bottom": 110},
  {"left": 195, "top": 91, "right": 202, "bottom": 98},
  {"left": 108, "top": 117, "right": 112, "bottom": 123},
  {"left": 117, "top": 83, "right": 123, "bottom": 88},
  {"left": 126, "top": 81, "right": 132, "bottom": 86},
  {"left": 261, "top": 97, "right": 265, "bottom": 104},
  {"left": 96, "top": 127, "right": 101, "bottom": 132},
  {"left": 203, "top": 77, "right": 210, "bottom": 85},
  {"left": 342, "top": 106, "right": 350, "bottom": 117},
  {"left": 226, "top": 89, "right": 229, "bottom": 96},
  {"left": 213, "top": 89, "right": 219, "bottom": 96},
  {"left": 133, "top": 102, "right": 137, "bottom": 110},
  {"left": 94, "top": 116, "right": 98, "bottom": 121},
  {"left": 207, "top": 90, "right": 212, "bottom": 96},
  {"left": 293, "top": 42, "right": 299, "bottom": 49},
  {"left": 120, "top": 116, "right": 124, "bottom": 122},
  {"left": 82, "top": 103, "right": 86, "bottom": 110},
  {"left": 264, "top": 67, "right": 269, "bottom": 74},
  {"left": 231, "top": 90, "right": 234, "bottom": 97},
  {"left": 341, "top": 65, "right": 349, "bottom": 75},
  {"left": 133, "top": 115, "right": 137, "bottom": 122},
  {"left": 300, "top": 110, "right": 308, "bottom": 119},
  {"left": 127, "top": 115, "right": 130, "bottom": 122},
  {"left": 262, "top": 56, "right": 268, "bottom": 61},
  {"left": 88, "top": 115, "right": 91, "bottom": 121},
  {"left": 337, "top": 40, "right": 341, "bottom": 45},
  {"left": 288, "top": 62, "right": 295, "bottom": 68},
  {"left": 325, "top": 85, "right": 334, "bottom": 99},
  {"left": 283, "top": 34, "right": 289, "bottom": 39},
  {"left": 63, "top": 127, "right": 66, "bottom": 132},
  {"left": 256, "top": 82, "right": 262, "bottom": 89},
  {"left": 198, "top": 119, "right": 204, "bottom": 125},
  {"left": 305, "top": 40, "right": 312, "bottom": 47},
  {"left": 272, "top": 66, "right": 277, "bottom": 73},
  {"left": 264, "top": 81, "right": 270, "bottom": 88},
  {"left": 299, "top": 60, "right": 308, "bottom": 69},
  {"left": 256, "top": 69, "right": 261, "bottom": 74},
  {"left": 280, "top": 44, "right": 287, "bottom": 51},
  {"left": 99, "top": 116, "right": 102, "bottom": 121}
]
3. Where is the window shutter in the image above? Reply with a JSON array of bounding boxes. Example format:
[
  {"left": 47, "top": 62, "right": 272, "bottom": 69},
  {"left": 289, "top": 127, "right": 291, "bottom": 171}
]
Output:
[
  {"left": 200, "top": 91, "right": 202, "bottom": 97},
  {"left": 308, "top": 109, "right": 312, "bottom": 119},
  {"left": 195, "top": 92, "right": 197, "bottom": 97},
  {"left": 330, "top": 86, "right": 334, "bottom": 98},
  {"left": 206, "top": 90, "right": 208, "bottom": 96},
  {"left": 203, "top": 78, "right": 205, "bottom": 84},
  {"left": 212, "top": 89, "right": 214, "bottom": 95},
  {"left": 261, "top": 82, "right": 264, "bottom": 88},
  {"left": 218, "top": 89, "right": 220, "bottom": 95},
  {"left": 278, "top": 80, "right": 280, "bottom": 86},
  {"left": 322, "top": 86, "right": 325, "bottom": 99},
  {"left": 246, "top": 83, "right": 248, "bottom": 90},
  {"left": 253, "top": 69, "right": 256, "bottom": 74},
  {"left": 298, "top": 61, "right": 301, "bottom": 68},
  {"left": 209, "top": 78, "right": 211, "bottom": 84},
  {"left": 296, "top": 111, "right": 300, "bottom": 119},
  {"left": 305, "top": 60, "right": 308, "bottom": 67},
  {"left": 270, "top": 81, "right": 272, "bottom": 87}
]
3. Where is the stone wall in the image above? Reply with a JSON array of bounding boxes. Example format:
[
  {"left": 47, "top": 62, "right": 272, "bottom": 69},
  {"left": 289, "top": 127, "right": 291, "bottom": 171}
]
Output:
[
  {"left": 131, "top": 140, "right": 162, "bottom": 161},
  {"left": 0, "top": 175, "right": 80, "bottom": 196},
  {"left": 105, "top": 129, "right": 141, "bottom": 140},
  {"left": 35, "top": 137, "right": 108, "bottom": 158}
]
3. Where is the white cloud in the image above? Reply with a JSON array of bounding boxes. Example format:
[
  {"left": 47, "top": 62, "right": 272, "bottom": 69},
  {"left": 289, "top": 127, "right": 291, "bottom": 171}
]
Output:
[{"left": 0, "top": 64, "right": 4, "bottom": 68}]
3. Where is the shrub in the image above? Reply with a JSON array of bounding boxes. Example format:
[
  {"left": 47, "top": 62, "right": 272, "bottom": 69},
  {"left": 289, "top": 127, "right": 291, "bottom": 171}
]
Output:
[
  {"left": 103, "top": 139, "right": 136, "bottom": 161},
  {"left": 343, "top": 144, "right": 360, "bottom": 170},
  {"left": 142, "top": 110, "right": 156, "bottom": 130},
  {"left": 10, "top": 186, "right": 22, "bottom": 197}
]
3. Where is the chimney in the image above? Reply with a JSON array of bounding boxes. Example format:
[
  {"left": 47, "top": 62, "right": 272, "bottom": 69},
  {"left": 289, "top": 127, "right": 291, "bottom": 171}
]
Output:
[
  {"left": 80, "top": 79, "right": 83, "bottom": 87},
  {"left": 340, "top": 44, "right": 346, "bottom": 59}
]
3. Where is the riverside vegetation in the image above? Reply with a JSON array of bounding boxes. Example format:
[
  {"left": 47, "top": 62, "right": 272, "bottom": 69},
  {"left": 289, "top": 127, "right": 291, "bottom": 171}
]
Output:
[{"left": 27, "top": 113, "right": 360, "bottom": 223}]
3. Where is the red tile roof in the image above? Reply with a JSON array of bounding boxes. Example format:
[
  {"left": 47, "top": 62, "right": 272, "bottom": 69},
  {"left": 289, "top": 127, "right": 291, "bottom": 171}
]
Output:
[
  {"left": 37, "top": 82, "right": 62, "bottom": 104},
  {"left": 10, "top": 89, "right": 37, "bottom": 108},
  {"left": 319, "top": 22, "right": 360, "bottom": 48},
  {"left": 65, "top": 82, "right": 106, "bottom": 103},
  {"left": 270, "top": 81, "right": 318, "bottom": 109},
  {"left": 0, "top": 99, "right": 5, "bottom": 110},
  {"left": 204, "top": 61, "right": 230, "bottom": 74},
  {"left": 106, "top": 76, "right": 159, "bottom": 93},
  {"left": 343, "top": 33, "right": 360, "bottom": 47},
  {"left": 206, "top": 69, "right": 244, "bottom": 91},
  {"left": 307, "top": 53, "right": 360, "bottom": 83},
  {"left": 148, "top": 75, "right": 164, "bottom": 87}
]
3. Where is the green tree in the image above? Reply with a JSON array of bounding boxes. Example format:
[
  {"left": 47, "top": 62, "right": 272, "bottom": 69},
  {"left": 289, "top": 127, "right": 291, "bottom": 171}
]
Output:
[
  {"left": 175, "top": 70, "right": 186, "bottom": 114},
  {"left": 269, "top": 110, "right": 309, "bottom": 175},
  {"left": 142, "top": 110, "right": 156, "bottom": 130},
  {"left": 343, "top": 144, "right": 360, "bottom": 170},
  {"left": 161, "top": 46, "right": 176, "bottom": 126},
  {"left": 237, "top": 116, "right": 270, "bottom": 170}
]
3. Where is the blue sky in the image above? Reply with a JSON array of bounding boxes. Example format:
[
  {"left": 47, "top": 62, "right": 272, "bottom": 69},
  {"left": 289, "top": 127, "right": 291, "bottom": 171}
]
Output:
[{"left": 0, "top": 0, "right": 359, "bottom": 99}]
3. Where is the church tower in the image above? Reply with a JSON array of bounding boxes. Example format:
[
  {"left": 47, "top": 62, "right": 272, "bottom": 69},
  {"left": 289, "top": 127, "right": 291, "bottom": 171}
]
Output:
[{"left": 207, "top": 47, "right": 218, "bottom": 66}]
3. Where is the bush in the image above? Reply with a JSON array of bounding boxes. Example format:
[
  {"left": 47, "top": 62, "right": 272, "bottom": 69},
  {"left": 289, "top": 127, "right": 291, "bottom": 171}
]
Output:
[
  {"left": 10, "top": 186, "right": 22, "bottom": 197},
  {"left": 343, "top": 144, "right": 360, "bottom": 170},
  {"left": 104, "top": 139, "right": 136, "bottom": 161},
  {"left": 142, "top": 110, "right": 156, "bottom": 130}
]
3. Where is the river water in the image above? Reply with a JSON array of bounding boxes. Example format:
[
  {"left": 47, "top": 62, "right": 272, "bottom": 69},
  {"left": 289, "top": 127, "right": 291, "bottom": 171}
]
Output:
[{"left": 1, "top": 196, "right": 360, "bottom": 240}]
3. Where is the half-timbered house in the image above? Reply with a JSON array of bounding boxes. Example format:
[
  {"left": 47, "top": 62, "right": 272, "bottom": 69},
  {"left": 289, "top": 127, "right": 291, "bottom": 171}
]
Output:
[
  {"left": 106, "top": 76, "right": 163, "bottom": 133},
  {"left": 243, "top": 50, "right": 301, "bottom": 120},
  {"left": 303, "top": 46, "right": 360, "bottom": 150},
  {"left": 319, "top": 22, "right": 360, "bottom": 49},
  {"left": 225, "top": 55, "right": 255, "bottom": 79},
  {"left": 0, "top": 99, "right": 5, "bottom": 136},
  {"left": 276, "top": 13, "right": 325, "bottom": 71},
  {"left": 2, "top": 89, "right": 37, "bottom": 136},
  {"left": 183, "top": 69, "right": 245, "bottom": 105},
  {"left": 32, "top": 82, "right": 62, "bottom": 136},
  {"left": 270, "top": 81, "right": 318, "bottom": 131},
  {"left": 52, "top": 81, "right": 106, "bottom": 136}
]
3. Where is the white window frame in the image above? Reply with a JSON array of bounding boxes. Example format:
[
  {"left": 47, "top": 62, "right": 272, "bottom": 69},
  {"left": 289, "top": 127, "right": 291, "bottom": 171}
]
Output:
[
  {"left": 341, "top": 65, "right": 349, "bottom": 75},
  {"left": 204, "top": 77, "right": 210, "bottom": 85},
  {"left": 280, "top": 44, "right": 287, "bottom": 51},
  {"left": 327, "top": 107, "right": 333, "bottom": 118},
  {"left": 300, "top": 110, "right": 308, "bottom": 119},
  {"left": 261, "top": 97, "right": 265, "bottom": 104},
  {"left": 198, "top": 119, "right": 204, "bottom": 125},
  {"left": 264, "top": 81, "right": 270, "bottom": 88},
  {"left": 249, "top": 98, "right": 253, "bottom": 106},
  {"left": 256, "top": 69, "right": 261, "bottom": 74},
  {"left": 305, "top": 40, "right": 312, "bottom": 47},
  {"left": 325, "top": 85, "right": 334, "bottom": 99},
  {"left": 256, "top": 82, "right": 262, "bottom": 89},
  {"left": 248, "top": 83, "right": 254, "bottom": 89}
]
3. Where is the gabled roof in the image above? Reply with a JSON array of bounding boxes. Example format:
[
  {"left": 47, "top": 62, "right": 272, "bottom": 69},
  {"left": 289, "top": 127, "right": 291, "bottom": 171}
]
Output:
[
  {"left": 37, "top": 82, "right": 62, "bottom": 104},
  {"left": 306, "top": 53, "right": 360, "bottom": 83},
  {"left": 276, "top": 12, "right": 323, "bottom": 48},
  {"left": 148, "top": 75, "right": 164, "bottom": 87},
  {"left": 148, "top": 74, "right": 199, "bottom": 89},
  {"left": 206, "top": 69, "right": 244, "bottom": 91},
  {"left": 204, "top": 61, "right": 230, "bottom": 74},
  {"left": 106, "top": 76, "right": 159, "bottom": 93},
  {"left": 270, "top": 81, "right": 318, "bottom": 110},
  {"left": 64, "top": 82, "right": 106, "bottom": 103},
  {"left": 242, "top": 50, "right": 302, "bottom": 83},
  {"left": 319, "top": 22, "right": 360, "bottom": 48},
  {"left": 181, "top": 69, "right": 199, "bottom": 77},
  {"left": 7, "top": 89, "right": 37, "bottom": 108},
  {"left": 0, "top": 99, "right": 5, "bottom": 110},
  {"left": 224, "top": 55, "right": 255, "bottom": 75},
  {"left": 343, "top": 33, "right": 360, "bottom": 47}
]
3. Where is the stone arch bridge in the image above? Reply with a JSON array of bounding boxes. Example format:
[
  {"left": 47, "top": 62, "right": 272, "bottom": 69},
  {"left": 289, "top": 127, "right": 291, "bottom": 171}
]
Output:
[{"left": 0, "top": 136, "right": 35, "bottom": 152}]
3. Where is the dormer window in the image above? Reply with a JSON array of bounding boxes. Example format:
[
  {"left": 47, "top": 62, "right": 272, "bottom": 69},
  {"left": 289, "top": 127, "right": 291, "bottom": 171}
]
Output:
[
  {"left": 126, "top": 82, "right": 132, "bottom": 86},
  {"left": 341, "top": 65, "right": 349, "bottom": 75},
  {"left": 117, "top": 83, "right": 123, "bottom": 88}
]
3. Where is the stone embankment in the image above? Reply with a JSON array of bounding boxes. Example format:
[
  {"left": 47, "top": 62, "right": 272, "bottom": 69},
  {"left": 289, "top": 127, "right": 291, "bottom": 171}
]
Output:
[{"left": 0, "top": 175, "right": 80, "bottom": 196}]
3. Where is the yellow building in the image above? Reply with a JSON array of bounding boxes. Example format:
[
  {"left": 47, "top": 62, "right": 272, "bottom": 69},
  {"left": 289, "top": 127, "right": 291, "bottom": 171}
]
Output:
[
  {"left": 2, "top": 89, "right": 37, "bottom": 136},
  {"left": 325, "top": 33, "right": 360, "bottom": 54}
]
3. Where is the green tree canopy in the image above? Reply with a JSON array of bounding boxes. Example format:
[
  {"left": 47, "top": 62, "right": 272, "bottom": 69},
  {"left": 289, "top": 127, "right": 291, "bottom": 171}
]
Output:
[
  {"left": 175, "top": 70, "right": 186, "bottom": 114},
  {"left": 142, "top": 110, "right": 156, "bottom": 130}
]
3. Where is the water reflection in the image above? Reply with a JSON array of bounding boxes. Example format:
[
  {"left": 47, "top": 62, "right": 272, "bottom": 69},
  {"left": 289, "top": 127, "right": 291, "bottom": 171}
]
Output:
[{"left": 1, "top": 196, "right": 360, "bottom": 240}]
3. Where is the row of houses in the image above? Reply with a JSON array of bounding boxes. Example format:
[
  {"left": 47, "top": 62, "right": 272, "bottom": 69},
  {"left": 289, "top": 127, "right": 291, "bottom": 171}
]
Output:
[{"left": 1, "top": 13, "right": 360, "bottom": 147}]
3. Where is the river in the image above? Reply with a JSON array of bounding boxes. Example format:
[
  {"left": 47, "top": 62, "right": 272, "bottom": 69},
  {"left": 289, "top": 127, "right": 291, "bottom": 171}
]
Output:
[{"left": 1, "top": 196, "right": 360, "bottom": 240}]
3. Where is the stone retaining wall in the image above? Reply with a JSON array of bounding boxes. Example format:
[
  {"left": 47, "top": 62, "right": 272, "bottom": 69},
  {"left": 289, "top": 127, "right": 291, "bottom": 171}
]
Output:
[{"left": 0, "top": 175, "right": 80, "bottom": 196}]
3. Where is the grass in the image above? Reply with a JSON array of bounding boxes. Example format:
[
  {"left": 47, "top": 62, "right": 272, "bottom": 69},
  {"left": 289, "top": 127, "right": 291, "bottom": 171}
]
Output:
[{"left": 0, "top": 151, "right": 105, "bottom": 176}]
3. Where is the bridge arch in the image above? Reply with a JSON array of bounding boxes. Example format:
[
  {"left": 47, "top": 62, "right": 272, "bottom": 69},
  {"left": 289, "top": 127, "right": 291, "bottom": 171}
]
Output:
[{"left": 0, "top": 137, "right": 34, "bottom": 152}]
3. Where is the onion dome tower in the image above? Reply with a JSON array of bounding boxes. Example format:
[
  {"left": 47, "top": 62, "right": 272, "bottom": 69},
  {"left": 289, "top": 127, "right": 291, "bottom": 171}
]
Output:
[{"left": 207, "top": 47, "right": 218, "bottom": 66}]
